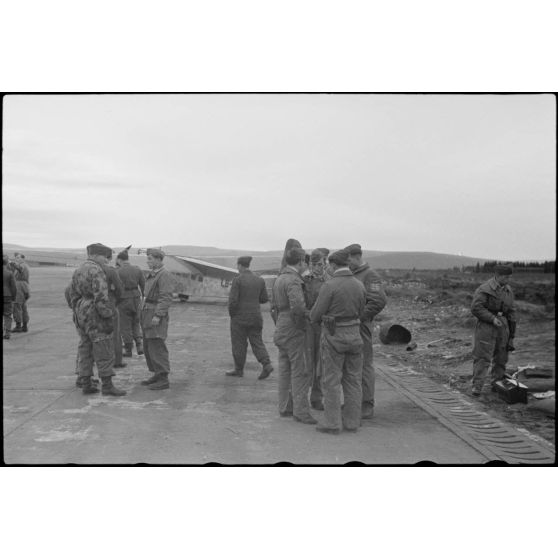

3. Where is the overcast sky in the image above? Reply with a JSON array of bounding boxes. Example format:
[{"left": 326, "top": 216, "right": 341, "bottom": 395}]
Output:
[{"left": 2, "top": 94, "right": 555, "bottom": 260}]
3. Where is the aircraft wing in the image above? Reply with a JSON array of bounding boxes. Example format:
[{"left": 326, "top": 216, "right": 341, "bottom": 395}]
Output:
[{"left": 173, "top": 256, "right": 239, "bottom": 280}]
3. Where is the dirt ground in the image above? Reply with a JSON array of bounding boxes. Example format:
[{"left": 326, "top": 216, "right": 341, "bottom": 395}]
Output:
[{"left": 374, "top": 271, "right": 555, "bottom": 444}]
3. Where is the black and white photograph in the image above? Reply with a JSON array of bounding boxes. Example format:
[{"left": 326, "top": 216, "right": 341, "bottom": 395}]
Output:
[{"left": 2, "top": 93, "right": 555, "bottom": 465}]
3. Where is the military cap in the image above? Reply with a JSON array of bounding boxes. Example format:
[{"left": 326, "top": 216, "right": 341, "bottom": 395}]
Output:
[
  {"left": 117, "top": 250, "right": 129, "bottom": 261},
  {"left": 87, "top": 243, "right": 112, "bottom": 258},
  {"left": 316, "top": 247, "right": 330, "bottom": 257},
  {"left": 495, "top": 264, "right": 513, "bottom": 276},
  {"left": 146, "top": 248, "right": 165, "bottom": 260},
  {"left": 285, "top": 247, "right": 306, "bottom": 266},
  {"left": 310, "top": 249, "right": 326, "bottom": 263},
  {"left": 328, "top": 249, "right": 350, "bottom": 266},
  {"left": 237, "top": 256, "right": 252, "bottom": 267},
  {"left": 344, "top": 243, "right": 362, "bottom": 255}
]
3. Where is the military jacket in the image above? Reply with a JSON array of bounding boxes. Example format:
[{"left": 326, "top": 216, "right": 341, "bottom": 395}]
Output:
[
  {"left": 272, "top": 267, "right": 307, "bottom": 344},
  {"left": 352, "top": 263, "right": 386, "bottom": 322},
  {"left": 471, "top": 278, "right": 516, "bottom": 324},
  {"left": 303, "top": 273, "right": 326, "bottom": 309},
  {"left": 67, "top": 259, "right": 114, "bottom": 338},
  {"left": 102, "top": 264, "right": 124, "bottom": 309},
  {"left": 141, "top": 266, "right": 174, "bottom": 339},
  {"left": 310, "top": 269, "right": 366, "bottom": 324},
  {"left": 117, "top": 261, "right": 145, "bottom": 298},
  {"left": 3, "top": 266, "right": 17, "bottom": 299},
  {"left": 228, "top": 269, "right": 268, "bottom": 317}
]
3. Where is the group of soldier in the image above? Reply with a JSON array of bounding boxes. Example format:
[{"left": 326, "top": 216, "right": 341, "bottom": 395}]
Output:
[
  {"left": 2, "top": 252, "right": 30, "bottom": 339},
  {"left": 65, "top": 243, "right": 174, "bottom": 396},
  {"left": 226, "top": 240, "right": 387, "bottom": 434},
  {"left": 3, "top": 239, "right": 517, "bottom": 434}
]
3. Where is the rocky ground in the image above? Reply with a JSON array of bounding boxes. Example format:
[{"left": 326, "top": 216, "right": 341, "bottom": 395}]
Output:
[{"left": 374, "top": 275, "right": 555, "bottom": 444}]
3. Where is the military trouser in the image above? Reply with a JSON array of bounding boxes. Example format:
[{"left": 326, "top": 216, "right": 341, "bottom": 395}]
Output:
[
  {"left": 360, "top": 321, "right": 375, "bottom": 410},
  {"left": 13, "top": 300, "right": 29, "bottom": 326},
  {"left": 3, "top": 299, "right": 14, "bottom": 335},
  {"left": 275, "top": 331, "right": 311, "bottom": 418},
  {"left": 230, "top": 314, "right": 271, "bottom": 372},
  {"left": 305, "top": 322, "right": 323, "bottom": 404},
  {"left": 144, "top": 338, "right": 170, "bottom": 375},
  {"left": 472, "top": 319, "right": 510, "bottom": 390},
  {"left": 118, "top": 297, "right": 142, "bottom": 345},
  {"left": 112, "top": 310, "right": 123, "bottom": 365},
  {"left": 76, "top": 330, "right": 115, "bottom": 378},
  {"left": 321, "top": 325, "right": 363, "bottom": 430}
]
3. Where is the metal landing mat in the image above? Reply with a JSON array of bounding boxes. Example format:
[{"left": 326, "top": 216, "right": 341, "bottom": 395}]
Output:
[{"left": 377, "top": 362, "right": 555, "bottom": 464}]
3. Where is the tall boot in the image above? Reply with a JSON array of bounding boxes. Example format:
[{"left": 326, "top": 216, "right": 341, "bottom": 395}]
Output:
[
  {"left": 136, "top": 340, "right": 144, "bottom": 356},
  {"left": 81, "top": 376, "right": 100, "bottom": 395},
  {"left": 123, "top": 343, "right": 133, "bottom": 358},
  {"left": 101, "top": 376, "right": 126, "bottom": 396}
]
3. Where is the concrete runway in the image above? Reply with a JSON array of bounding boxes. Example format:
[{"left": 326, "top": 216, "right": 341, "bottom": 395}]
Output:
[{"left": 3, "top": 267, "right": 489, "bottom": 464}]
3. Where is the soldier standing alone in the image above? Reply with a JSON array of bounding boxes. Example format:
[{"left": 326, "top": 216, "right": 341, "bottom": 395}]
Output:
[
  {"left": 310, "top": 249, "right": 366, "bottom": 434},
  {"left": 116, "top": 249, "right": 145, "bottom": 357},
  {"left": 470, "top": 264, "right": 517, "bottom": 396},
  {"left": 226, "top": 256, "right": 274, "bottom": 379},
  {"left": 140, "top": 248, "right": 174, "bottom": 390},
  {"left": 66, "top": 243, "right": 126, "bottom": 396},
  {"left": 345, "top": 243, "right": 387, "bottom": 419}
]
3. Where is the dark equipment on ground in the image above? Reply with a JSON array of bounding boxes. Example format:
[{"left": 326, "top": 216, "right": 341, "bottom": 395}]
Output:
[
  {"left": 379, "top": 323, "right": 412, "bottom": 345},
  {"left": 493, "top": 373, "right": 529, "bottom": 404}
]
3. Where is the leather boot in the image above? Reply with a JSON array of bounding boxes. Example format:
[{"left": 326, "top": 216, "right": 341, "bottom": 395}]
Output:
[
  {"left": 226, "top": 369, "right": 244, "bottom": 377},
  {"left": 22, "top": 323, "right": 28, "bottom": 332},
  {"left": 81, "top": 376, "right": 99, "bottom": 395},
  {"left": 136, "top": 340, "right": 144, "bottom": 356},
  {"left": 12, "top": 323, "right": 23, "bottom": 333},
  {"left": 148, "top": 374, "right": 169, "bottom": 390},
  {"left": 123, "top": 343, "right": 133, "bottom": 358},
  {"left": 258, "top": 363, "right": 273, "bottom": 380},
  {"left": 101, "top": 376, "right": 126, "bottom": 396},
  {"left": 141, "top": 373, "right": 160, "bottom": 385},
  {"left": 114, "top": 362, "right": 127, "bottom": 368}
]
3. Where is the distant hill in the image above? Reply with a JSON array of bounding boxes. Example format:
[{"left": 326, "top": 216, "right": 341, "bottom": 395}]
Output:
[{"left": 3, "top": 243, "right": 489, "bottom": 270}]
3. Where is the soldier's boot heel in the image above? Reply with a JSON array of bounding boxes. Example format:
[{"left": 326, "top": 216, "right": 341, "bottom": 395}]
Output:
[
  {"left": 141, "top": 374, "right": 160, "bottom": 386},
  {"left": 21, "top": 323, "right": 28, "bottom": 332},
  {"left": 81, "top": 377, "right": 100, "bottom": 395},
  {"left": 123, "top": 343, "right": 133, "bottom": 358},
  {"left": 101, "top": 377, "right": 126, "bottom": 396},
  {"left": 148, "top": 374, "right": 170, "bottom": 390},
  {"left": 136, "top": 341, "right": 144, "bottom": 356},
  {"left": 11, "top": 323, "right": 23, "bottom": 333},
  {"left": 258, "top": 363, "right": 273, "bottom": 380}
]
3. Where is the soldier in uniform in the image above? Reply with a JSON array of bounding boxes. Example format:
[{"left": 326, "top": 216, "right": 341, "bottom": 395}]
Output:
[
  {"left": 102, "top": 252, "right": 126, "bottom": 369},
  {"left": 310, "top": 250, "right": 366, "bottom": 434},
  {"left": 304, "top": 249, "right": 329, "bottom": 410},
  {"left": 271, "top": 247, "right": 316, "bottom": 425},
  {"left": 66, "top": 243, "right": 126, "bottom": 396},
  {"left": 226, "top": 256, "right": 274, "bottom": 379},
  {"left": 116, "top": 249, "right": 145, "bottom": 357},
  {"left": 345, "top": 243, "right": 387, "bottom": 419},
  {"left": 140, "top": 248, "right": 174, "bottom": 390},
  {"left": 3, "top": 255, "right": 17, "bottom": 340},
  {"left": 470, "top": 264, "right": 517, "bottom": 396},
  {"left": 11, "top": 252, "right": 30, "bottom": 333}
]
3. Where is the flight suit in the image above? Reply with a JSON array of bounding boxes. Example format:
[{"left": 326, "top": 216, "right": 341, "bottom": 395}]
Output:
[
  {"left": 117, "top": 261, "right": 145, "bottom": 354},
  {"left": 67, "top": 259, "right": 115, "bottom": 379},
  {"left": 141, "top": 266, "right": 174, "bottom": 377},
  {"left": 310, "top": 269, "right": 366, "bottom": 431},
  {"left": 304, "top": 272, "right": 326, "bottom": 406},
  {"left": 272, "top": 267, "right": 312, "bottom": 419},
  {"left": 352, "top": 263, "right": 387, "bottom": 414},
  {"left": 228, "top": 269, "right": 272, "bottom": 373},
  {"left": 471, "top": 278, "right": 517, "bottom": 390}
]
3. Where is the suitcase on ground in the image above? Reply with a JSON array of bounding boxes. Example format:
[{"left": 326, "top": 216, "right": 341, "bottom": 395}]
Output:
[{"left": 493, "top": 375, "right": 529, "bottom": 404}]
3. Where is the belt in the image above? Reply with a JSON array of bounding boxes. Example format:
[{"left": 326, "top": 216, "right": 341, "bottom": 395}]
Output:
[{"left": 335, "top": 317, "right": 360, "bottom": 327}]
